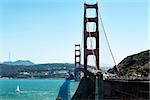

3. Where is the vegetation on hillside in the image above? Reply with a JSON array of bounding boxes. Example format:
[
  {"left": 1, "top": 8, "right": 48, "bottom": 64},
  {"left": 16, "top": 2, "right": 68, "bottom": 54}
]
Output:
[
  {"left": 108, "top": 50, "right": 150, "bottom": 76},
  {"left": 0, "top": 63, "right": 74, "bottom": 79}
]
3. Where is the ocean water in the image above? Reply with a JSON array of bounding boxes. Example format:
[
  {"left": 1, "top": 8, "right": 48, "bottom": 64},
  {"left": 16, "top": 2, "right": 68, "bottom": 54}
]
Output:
[{"left": 0, "top": 79, "right": 79, "bottom": 100}]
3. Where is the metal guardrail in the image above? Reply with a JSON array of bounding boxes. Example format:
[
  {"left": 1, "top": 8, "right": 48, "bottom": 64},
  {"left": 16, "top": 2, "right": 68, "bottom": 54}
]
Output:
[{"left": 106, "top": 76, "right": 150, "bottom": 81}]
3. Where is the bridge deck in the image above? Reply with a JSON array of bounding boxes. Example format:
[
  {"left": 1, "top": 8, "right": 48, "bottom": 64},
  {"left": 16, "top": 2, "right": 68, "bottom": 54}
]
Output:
[{"left": 72, "top": 69, "right": 150, "bottom": 100}]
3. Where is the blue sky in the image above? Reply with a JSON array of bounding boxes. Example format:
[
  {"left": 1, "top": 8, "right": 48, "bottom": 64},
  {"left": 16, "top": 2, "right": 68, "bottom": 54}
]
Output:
[{"left": 0, "top": 0, "right": 149, "bottom": 66}]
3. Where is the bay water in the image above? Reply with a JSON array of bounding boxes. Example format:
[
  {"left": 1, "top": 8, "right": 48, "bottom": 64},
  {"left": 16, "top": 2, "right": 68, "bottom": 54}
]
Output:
[{"left": 0, "top": 79, "right": 79, "bottom": 100}]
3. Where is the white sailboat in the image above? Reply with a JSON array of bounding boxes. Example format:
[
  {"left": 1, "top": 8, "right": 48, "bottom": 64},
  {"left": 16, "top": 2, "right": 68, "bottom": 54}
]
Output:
[{"left": 16, "top": 85, "right": 20, "bottom": 92}]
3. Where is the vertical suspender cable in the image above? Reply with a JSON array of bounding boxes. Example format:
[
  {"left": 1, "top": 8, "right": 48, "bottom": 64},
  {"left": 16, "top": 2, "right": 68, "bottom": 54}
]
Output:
[{"left": 98, "top": 1, "right": 119, "bottom": 72}]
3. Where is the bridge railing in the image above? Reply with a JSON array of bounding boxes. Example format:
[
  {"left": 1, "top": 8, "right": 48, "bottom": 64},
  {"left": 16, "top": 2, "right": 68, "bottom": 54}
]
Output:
[{"left": 106, "top": 75, "right": 150, "bottom": 81}]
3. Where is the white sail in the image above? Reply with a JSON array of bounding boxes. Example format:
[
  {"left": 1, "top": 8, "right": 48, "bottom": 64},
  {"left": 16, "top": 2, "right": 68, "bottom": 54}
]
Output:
[{"left": 16, "top": 85, "right": 20, "bottom": 92}]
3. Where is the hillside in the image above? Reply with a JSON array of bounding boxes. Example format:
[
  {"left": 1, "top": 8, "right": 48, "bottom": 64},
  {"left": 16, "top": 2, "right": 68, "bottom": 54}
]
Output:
[
  {"left": 3, "top": 60, "right": 34, "bottom": 66},
  {"left": 108, "top": 50, "right": 150, "bottom": 76},
  {"left": 0, "top": 63, "right": 74, "bottom": 79}
]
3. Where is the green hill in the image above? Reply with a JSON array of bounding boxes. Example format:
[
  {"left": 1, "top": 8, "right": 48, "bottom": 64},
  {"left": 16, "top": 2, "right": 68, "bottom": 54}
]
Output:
[
  {"left": 0, "top": 63, "right": 74, "bottom": 79},
  {"left": 108, "top": 50, "right": 150, "bottom": 76},
  {"left": 3, "top": 60, "right": 34, "bottom": 66}
]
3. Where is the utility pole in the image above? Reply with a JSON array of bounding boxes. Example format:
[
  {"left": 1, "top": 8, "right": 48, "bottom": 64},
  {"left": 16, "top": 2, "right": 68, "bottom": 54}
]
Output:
[{"left": 8, "top": 52, "right": 11, "bottom": 61}]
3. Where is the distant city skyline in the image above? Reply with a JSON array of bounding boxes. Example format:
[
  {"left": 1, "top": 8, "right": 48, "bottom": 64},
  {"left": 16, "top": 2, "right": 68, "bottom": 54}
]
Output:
[{"left": 0, "top": 0, "right": 149, "bottom": 66}]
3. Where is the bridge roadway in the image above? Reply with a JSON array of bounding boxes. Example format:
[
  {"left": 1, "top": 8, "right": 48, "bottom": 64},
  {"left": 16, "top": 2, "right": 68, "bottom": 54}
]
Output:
[
  {"left": 104, "top": 79, "right": 149, "bottom": 99},
  {"left": 72, "top": 68, "right": 150, "bottom": 100}
]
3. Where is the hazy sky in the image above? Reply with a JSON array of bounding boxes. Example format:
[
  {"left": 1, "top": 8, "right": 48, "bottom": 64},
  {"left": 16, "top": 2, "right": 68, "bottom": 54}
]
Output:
[{"left": 0, "top": 0, "right": 149, "bottom": 66}]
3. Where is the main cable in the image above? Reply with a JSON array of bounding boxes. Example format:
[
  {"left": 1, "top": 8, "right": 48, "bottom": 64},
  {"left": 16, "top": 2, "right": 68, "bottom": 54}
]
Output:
[{"left": 98, "top": 1, "right": 119, "bottom": 72}]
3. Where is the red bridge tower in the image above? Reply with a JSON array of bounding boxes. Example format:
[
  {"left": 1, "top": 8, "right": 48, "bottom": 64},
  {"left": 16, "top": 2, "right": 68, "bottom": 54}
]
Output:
[
  {"left": 74, "top": 44, "right": 81, "bottom": 81},
  {"left": 84, "top": 2, "right": 100, "bottom": 74}
]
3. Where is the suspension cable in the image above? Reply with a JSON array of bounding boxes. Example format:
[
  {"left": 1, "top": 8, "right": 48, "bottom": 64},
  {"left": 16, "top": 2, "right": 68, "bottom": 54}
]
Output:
[
  {"left": 80, "top": 30, "right": 83, "bottom": 65},
  {"left": 98, "top": 1, "right": 119, "bottom": 72},
  {"left": 83, "top": 0, "right": 119, "bottom": 73}
]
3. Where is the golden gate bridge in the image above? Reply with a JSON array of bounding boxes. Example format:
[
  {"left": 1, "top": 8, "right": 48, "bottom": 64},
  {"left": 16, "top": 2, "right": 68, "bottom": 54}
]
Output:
[{"left": 57, "top": 0, "right": 149, "bottom": 100}]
